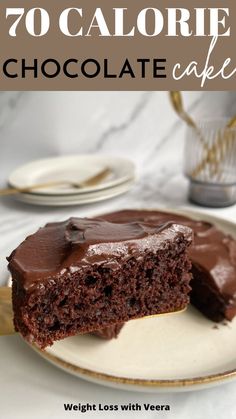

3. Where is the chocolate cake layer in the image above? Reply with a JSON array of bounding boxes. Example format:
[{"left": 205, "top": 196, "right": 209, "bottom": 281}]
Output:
[
  {"left": 98, "top": 210, "right": 236, "bottom": 322},
  {"left": 93, "top": 323, "right": 124, "bottom": 339},
  {"left": 8, "top": 217, "right": 192, "bottom": 348}
]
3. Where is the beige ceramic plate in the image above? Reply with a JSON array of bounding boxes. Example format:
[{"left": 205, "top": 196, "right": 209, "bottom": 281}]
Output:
[{"left": 33, "top": 209, "right": 236, "bottom": 392}]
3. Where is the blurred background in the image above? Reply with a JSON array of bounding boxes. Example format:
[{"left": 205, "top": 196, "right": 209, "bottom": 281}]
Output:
[{"left": 1, "top": 91, "right": 236, "bottom": 191}]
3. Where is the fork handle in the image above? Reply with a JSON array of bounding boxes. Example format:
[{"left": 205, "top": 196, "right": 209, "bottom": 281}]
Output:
[
  {"left": 0, "top": 287, "right": 15, "bottom": 335},
  {"left": 0, "top": 181, "right": 68, "bottom": 197}
]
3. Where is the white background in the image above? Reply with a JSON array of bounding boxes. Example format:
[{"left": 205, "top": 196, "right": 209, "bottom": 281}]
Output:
[{"left": 0, "top": 91, "right": 236, "bottom": 419}]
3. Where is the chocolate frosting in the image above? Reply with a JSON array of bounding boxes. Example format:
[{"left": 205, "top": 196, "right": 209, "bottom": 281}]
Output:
[
  {"left": 98, "top": 210, "right": 236, "bottom": 305},
  {"left": 7, "top": 217, "right": 192, "bottom": 291}
]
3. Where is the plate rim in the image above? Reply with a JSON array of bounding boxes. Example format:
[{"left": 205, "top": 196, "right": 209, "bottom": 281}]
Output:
[
  {"left": 15, "top": 207, "right": 236, "bottom": 390},
  {"left": 36, "top": 346, "right": 236, "bottom": 389},
  {"left": 13, "top": 178, "right": 135, "bottom": 206},
  {"left": 16, "top": 176, "right": 135, "bottom": 198}
]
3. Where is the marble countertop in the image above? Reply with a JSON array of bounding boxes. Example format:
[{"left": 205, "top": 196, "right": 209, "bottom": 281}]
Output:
[{"left": 1, "top": 91, "right": 236, "bottom": 419}]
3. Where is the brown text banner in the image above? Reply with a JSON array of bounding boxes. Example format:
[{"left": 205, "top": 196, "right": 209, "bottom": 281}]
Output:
[{"left": 0, "top": 0, "right": 235, "bottom": 90}]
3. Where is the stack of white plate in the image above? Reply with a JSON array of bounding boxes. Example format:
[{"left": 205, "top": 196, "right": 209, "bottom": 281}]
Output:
[{"left": 8, "top": 155, "right": 136, "bottom": 206}]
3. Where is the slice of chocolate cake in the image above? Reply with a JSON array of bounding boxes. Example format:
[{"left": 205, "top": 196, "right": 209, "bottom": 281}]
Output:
[
  {"left": 8, "top": 217, "right": 192, "bottom": 349},
  {"left": 99, "top": 210, "right": 236, "bottom": 322}
]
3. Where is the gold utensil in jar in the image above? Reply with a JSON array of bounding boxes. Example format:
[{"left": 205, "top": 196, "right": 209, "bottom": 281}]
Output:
[{"left": 169, "top": 91, "right": 236, "bottom": 181}]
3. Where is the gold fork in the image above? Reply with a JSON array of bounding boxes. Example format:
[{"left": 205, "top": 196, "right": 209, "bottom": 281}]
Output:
[{"left": 0, "top": 167, "right": 111, "bottom": 197}]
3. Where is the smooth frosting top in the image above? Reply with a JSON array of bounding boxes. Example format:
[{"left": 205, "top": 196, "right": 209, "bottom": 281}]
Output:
[
  {"left": 8, "top": 217, "right": 192, "bottom": 290},
  {"left": 98, "top": 210, "right": 236, "bottom": 302}
]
